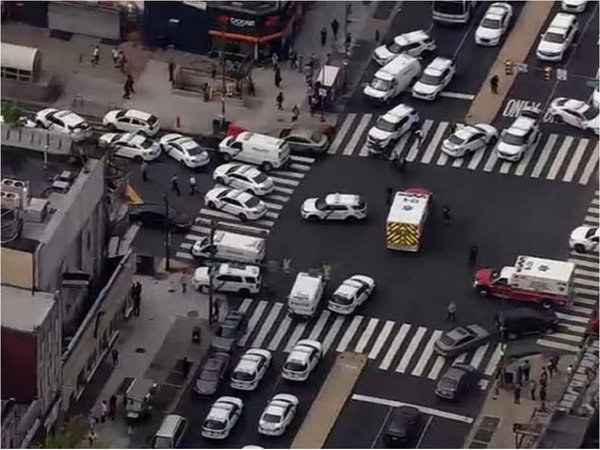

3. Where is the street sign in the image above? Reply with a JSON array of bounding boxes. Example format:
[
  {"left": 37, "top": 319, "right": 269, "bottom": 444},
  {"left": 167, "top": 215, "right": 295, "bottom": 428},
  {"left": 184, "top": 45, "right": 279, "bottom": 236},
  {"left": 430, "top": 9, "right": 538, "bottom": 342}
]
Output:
[{"left": 556, "top": 68, "right": 568, "bottom": 81}]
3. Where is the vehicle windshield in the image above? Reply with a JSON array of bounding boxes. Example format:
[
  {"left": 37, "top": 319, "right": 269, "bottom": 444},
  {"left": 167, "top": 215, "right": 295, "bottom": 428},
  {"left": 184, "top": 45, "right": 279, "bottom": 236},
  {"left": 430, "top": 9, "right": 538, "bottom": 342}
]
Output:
[
  {"left": 315, "top": 199, "right": 329, "bottom": 210},
  {"left": 332, "top": 293, "right": 352, "bottom": 305},
  {"left": 447, "top": 134, "right": 465, "bottom": 145},
  {"left": 376, "top": 117, "right": 396, "bottom": 132},
  {"left": 433, "top": 1, "right": 466, "bottom": 15},
  {"left": 582, "top": 107, "right": 599, "bottom": 121},
  {"left": 501, "top": 131, "right": 524, "bottom": 146},
  {"left": 388, "top": 41, "right": 406, "bottom": 54},
  {"left": 187, "top": 146, "right": 206, "bottom": 156},
  {"left": 420, "top": 73, "right": 442, "bottom": 86},
  {"left": 261, "top": 413, "right": 281, "bottom": 423},
  {"left": 370, "top": 77, "right": 391, "bottom": 92},
  {"left": 203, "top": 419, "right": 226, "bottom": 430},
  {"left": 246, "top": 197, "right": 260, "bottom": 208},
  {"left": 439, "top": 376, "right": 459, "bottom": 389},
  {"left": 141, "top": 139, "right": 154, "bottom": 149},
  {"left": 232, "top": 371, "right": 254, "bottom": 381},
  {"left": 254, "top": 172, "right": 268, "bottom": 183},
  {"left": 544, "top": 31, "right": 565, "bottom": 44},
  {"left": 481, "top": 17, "right": 501, "bottom": 29},
  {"left": 284, "top": 361, "right": 306, "bottom": 372},
  {"left": 200, "top": 369, "right": 219, "bottom": 381},
  {"left": 586, "top": 227, "right": 598, "bottom": 238}
]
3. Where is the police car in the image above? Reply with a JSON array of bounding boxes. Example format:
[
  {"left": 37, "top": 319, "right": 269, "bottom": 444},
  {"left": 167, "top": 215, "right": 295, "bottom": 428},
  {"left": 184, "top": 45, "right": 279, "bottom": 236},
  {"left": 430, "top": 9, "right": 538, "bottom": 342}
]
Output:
[
  {"left": 205, "top": 187, "right": 267, "bottom": 221},
  {"left": 103, "top": 108, "right": 160, "bottom": 136},
  {"left": 301, "top": 193, "right": 367, "bottom": 221},
  {"left": 213, "top": 163, "right": 275, "bottom": 196},
  {"left": 159, "top": 133, "right": 210, "bottom": 168},
  {"left": 328, "top": 275, "right": 376, "bottom": 315},
  {"left": 569, "top": 225, "right": 599, "bottom": 253},
  {"left": 230, "top": 349, "right": 272, "bottom": 391},
  {"left": 495, "top": 108, "right": 541, "bottom": 161},
  {"left": 98, "top": 132, "right": 161, "bottom": 161},
  {"left": 201, "top": 396, "right": 243, "bottom": 440},
  {"left": 365, "top": 104, "right": 420, "bottom": 155},
  {"left": 536, "top": 13, "right": 578, "bottom": 62},
  {"left": 547, "top": 98, "right": 599, "bottom": 135},
  {"left": 282, "top": 340, "right": 322, "bottom": 381},
  {"left": 441, "top": 123, "right": 498, "bottom": 158},
  {"left": 258, "top": 394, "right": 299, "bottom": 437},
  {"left": 373, "top": 30, "right": 436, "bottom": 66},
  {"left": 412, "top": 57, "right": 456, "bottom": 101},
  {"left": 475, "top": 2, "right": 513, "bottom": 46},
  {"left": 35, "top": 108, "right": 92, "bottom": 142}
]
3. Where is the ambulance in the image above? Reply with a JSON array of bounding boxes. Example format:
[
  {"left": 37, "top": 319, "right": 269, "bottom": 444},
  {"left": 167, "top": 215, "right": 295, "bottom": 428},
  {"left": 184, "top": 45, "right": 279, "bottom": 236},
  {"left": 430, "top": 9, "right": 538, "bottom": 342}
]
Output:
[
  {"left": 474, "top": 255, "right": 575, "bottom": 308},
  {"left": 386, "top": 189, "right": 432, "bottom": 252}
]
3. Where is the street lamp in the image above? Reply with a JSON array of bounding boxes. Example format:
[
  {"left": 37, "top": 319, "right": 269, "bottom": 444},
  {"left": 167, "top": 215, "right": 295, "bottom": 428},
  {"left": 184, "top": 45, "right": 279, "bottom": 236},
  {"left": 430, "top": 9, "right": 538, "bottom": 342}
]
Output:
[
  {"left": 219, "top": 21, "right": 228, "bottom": 129},
  {"left": 208, "top": 219, "right": 218, "bottom": 325},
  {"left": 164, "top": 193, "right": 171, "bottom": 272}
]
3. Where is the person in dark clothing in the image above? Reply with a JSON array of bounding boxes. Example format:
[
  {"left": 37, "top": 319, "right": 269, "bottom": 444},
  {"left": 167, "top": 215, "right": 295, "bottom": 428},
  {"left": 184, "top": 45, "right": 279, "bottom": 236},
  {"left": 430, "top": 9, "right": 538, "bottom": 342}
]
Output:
[
  {"left": 276, "top": 91, "right": 284, "bottom": 110},
  {"left": 469, "top": 244, "right": 479, "bottom": 267},
  {"left": 490, "top": 75, "right": 499, "bottom": 94},
  {"left": 521, "top": 360, "right": 531, "bottom": 381},
  {"left": 274, "top": 68, "right": 282, "bottom": 87},
  {"left": 447, "top": 300, "right": 457, "bottom": 321},
  {"left": 168, "top": 62, "right": 175, "bottom": 83},
  {"left": 109, "top": 395, "right": 117, "bottom": 420},
  {"left": 291, "top": 105, "right": 300, "bottom": 122},
  {"left": 320, "top": 27, "right": 327, "bottom": 47},
  {"left": 514, "top": 384, "right": 521, "bottom": 404},
  {"left": 516, "top": 365, "right": 524, "bottom": 386},
  {"left": 540, "top": 368, "right": 548, "bottom": 388},
  {"left": 386, "top": 187, "right": 394, "bottom": 206},
  {"left": 171, "top": 174, "right": 181, "bottom": 196},
  {"left": 449, "top": 122, "right": 457, "bottom": 134},
  {"left": 393, "top": 152, "right": 406, "bottom": 171},
  {"left": 540, "top": 386, "right": 547, "bottom": 409},
  {"left": 211, "top": 63, "right": 217, "bottom": 79},
  {"left": 414, "top": 127, "right": 423, "bottom": 148},
  {"left": 123, "top": 84, "right": 132, "bottom": 99},
  {"left": 189, "top": 175, "right": 197, "bottom": 196},
  {"left": 182, "top": 357, "right": 191, "bottom": 379},
  {"left": 125, "top": 73, "right": 135, "bottom": 94},
  {"left": 549, "top": 354, "right": 559, "bottom": 376},
  {"left": 111, "top": 348, "right": 119, "bottom": 366},
  {"left": 331, "top": 18, "right": 339, "bottom": 40},
  {"left": 141, "top": 161, "right": 149, "bottom": 182},
  {"left": 530, "top": 380, "right": 536, "bottom": 401},
  {"left": 345, "top": 32, "right": 352, "bottom": 50},
  {"left": 442, "top": 205, "right": 451, "bottom": 222},
  {"left": 133, "top": 295, "right": 141, "bottom": 316}
]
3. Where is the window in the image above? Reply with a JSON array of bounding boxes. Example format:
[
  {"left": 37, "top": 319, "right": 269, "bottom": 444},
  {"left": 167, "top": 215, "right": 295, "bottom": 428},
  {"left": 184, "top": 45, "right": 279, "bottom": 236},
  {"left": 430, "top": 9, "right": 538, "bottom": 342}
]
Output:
[{"left": 221, "top": 275, "right": 243, "bottom": 283}]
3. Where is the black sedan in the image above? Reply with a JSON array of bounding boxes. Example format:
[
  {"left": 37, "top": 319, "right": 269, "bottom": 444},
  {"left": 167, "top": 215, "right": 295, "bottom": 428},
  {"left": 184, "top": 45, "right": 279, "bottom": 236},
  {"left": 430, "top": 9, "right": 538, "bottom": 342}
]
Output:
[
  {"left": 193, "top": 351, "right": 230, "bottom": 396},
  {"left": 495, "top": 307, "right": 559, "bottom": 340},
  {"left": 434, "top": 324, "right": 492, "bottom": 358},
  {"left": 434, "top": 363, "right": 479, "bottom": 401},
  {"left": 129, "top": 204, "right": 191, "bottom": 233},
  {"left": 210, "top": 310, "right": 247, "bottom": 353},
  {"left": 383, "top": 406, "right": 422, "bottom": 447}
]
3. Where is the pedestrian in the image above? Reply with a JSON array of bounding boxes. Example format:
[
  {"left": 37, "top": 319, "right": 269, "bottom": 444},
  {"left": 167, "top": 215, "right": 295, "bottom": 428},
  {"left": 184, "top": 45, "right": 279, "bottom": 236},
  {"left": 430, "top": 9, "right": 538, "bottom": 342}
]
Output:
[
  {"left": 274, "top": 68, "right": 282, "bottom": 88},
  {"left": 522, "top": 360, "right": 531, "bottom": 381},
  {"left": 135, "top": 281, "right": 142, "bottom": 301},
  {"left": 168, "top": 61, "right": 175, "bottom": 83},
  {"left": 490, "top": 74, "right": 499, "bottom": 94},
  {"left": 325, "top": 53, "right": 332, "bottom": 65},
  {"left": 320, "top": 27, "right": 327, "bottom": 47},
  {"left": 449, "top": 122, "right": 457, "bottom": 134},
  {"left": 211, "top": 63, "right": 217, "bottom": 79},
  {"left": 140, "top": 161, "right": 149, "bottom": 182},
  {"left": 290, "top": 51, "right": 298, "bottom": 70},
  {"left": 386, "top": 187, "right": 394, "bottom": 206},
  {"left": 469, "top": 244, "right": 479, "bottom": 267},
  {"left": 117, "top": 50, "right": 127, "bottom": 73},
  {"left": 123, "top": 83, "right": 131, "bottom": 100},
  {"left": 442, "top": 205, "right": 452, "bottom": 222},
  {"left": 111, "top": 348, "right": 119, "bottom": 366},
  {"left": 331, "top": 18, "right": 339, "bottom": 40},
  {"left": 516, "top": 365, "right": 524, "bottom": 386},
  {"left": 125, "top": 73, "right": 135, "bottom": 94},
  {"left": 345, "top": 32, "right": 352, "bottom": 51},
  {"left": 309, "top": 52, "right": 317, "bottom": 70},
  {"left": 179, "top": 271, "right": 188, "bottom": 293},
  {"left": 530, "top": 379, "right": 537, "bottom": 401},
  {"left": 309, "top": 95, "right": 318, "bottom": 116},
  {"left": 109, "top": 395, "right": 117, "bottom": 420},
  {"left": 189, "top": 175, "right": 197, "bottom": 196},
  {"left": 549, "top": 354, "right": 559, "bottom": 377},
  {"left": 111, "top": 47, "right": 119, "bottom": 66},
  {"left": 291, "top": 104, "right": 300, "bottom": 122},
  {"left": 88, "top": 429, "right": 98, "bottom": 447},
  {"left": 247, "top": 78, "right": 255, "bottom": 96},
  {"left": 567, "top": 364, "right": 574, "bottom": 376},
  {"left": 100, "top": 400, "right": 108, "bottom": 423},
  {"left": 133, "top": 294, "right": 141, "bottom": 316},
  {"left": 540, "top": 385, "right": 547, "bottom": 410},
  {"left": 92, "top": 46, "right": 100, "bottom": 66},
  {"left": 171, "top": 173, "right": 181, "bottom": 196},
  {"left": 297, "top": 55, "right": 304, "bottom": 73},
  {"left": 514, "top": 384, "right": 521, "bottom": 404},
  {"left": 276, "top": 91, "right": 284, "bottom": 110},
  {"left": 540, "top": 368, "right": 548, "bottom": 388},
  {"left": 414, "top": 127, "right": 423, "bottom": 148},
  {"left": 305, "top": 73, "right": 313, "bottom": 87},
  {"left": 394, "top": 152, "right": 407, "bottom": 172},
  {"left": 272, "top": 52, "right": 279, "bottom": 70},
  {"left": 447, "top": 300, "right": 457, "bottom": 321},
  {"left": 182, "top": 356, "right": 191, "bottom": 379}
]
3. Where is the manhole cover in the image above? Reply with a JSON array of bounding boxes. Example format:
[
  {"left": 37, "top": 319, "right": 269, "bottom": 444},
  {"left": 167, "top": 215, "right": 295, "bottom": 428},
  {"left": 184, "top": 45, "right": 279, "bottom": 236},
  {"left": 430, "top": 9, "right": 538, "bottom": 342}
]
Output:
[
  {"left": 135, "top": 347, "right": 146, "bottom": 353},
  {"left": 187, "top": 310, "right": 199, "bottom": 318}
]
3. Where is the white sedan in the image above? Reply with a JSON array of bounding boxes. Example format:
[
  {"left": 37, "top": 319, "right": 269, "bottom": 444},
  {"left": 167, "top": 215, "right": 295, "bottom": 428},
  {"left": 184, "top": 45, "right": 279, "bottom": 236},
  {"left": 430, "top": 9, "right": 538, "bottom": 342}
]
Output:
[
  {"left": 282, "top": 340, "right": 322, "bottom": 381},
  {"left": 441, "top": 124, "right": 498, "bottom": 158},
  {"left": 301, "top": 193, "right": 367, "bottom": 221},
  {"left": 328, "top": 275, "right": 375, "bottom": 315},
  {"left": 258, "top": 394, "right": 299, "bottom": 437},
  {"left": 205, "top": 187, "right": 267, "bottom": 221},
  {"left": 548, "top": 98, "right": 599, "bottom": 135},
  {"left": 35, "top": 108, "right": 92, "bottom": 141},
  {"left": 201, "top": 396, "right": 243, "bottom": 440},
  {"left": 159, "top": 133, "right": 210, "bottom": 169},
  {"left": 103, "top": 109, "right": 160, "bottom": 136},
  {"left": 230, "top": 349, "right": 272, "bottom": 391},
  {"left": 570, "top": 226, "right": 599, "bottom": 253},
  {"left": 98, "top": 132, "right": 161, "bottom": 161},
  {"left": 475, "top": 2, "right": 513, "bottom": 46},
  {"left": 213, "top": 163, "right": 275, "bottom": 196}
]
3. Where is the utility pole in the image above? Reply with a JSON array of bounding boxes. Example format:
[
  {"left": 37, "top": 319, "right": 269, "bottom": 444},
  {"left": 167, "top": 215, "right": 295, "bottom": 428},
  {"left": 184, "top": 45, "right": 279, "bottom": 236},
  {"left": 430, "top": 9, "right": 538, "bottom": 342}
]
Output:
[
  {"left": 342, "top": 1, "right": 351, "bottom": 88},
  {"left": 220, "top": 23, "right": 227, "bottom": 130},
  {"left": 208, "top": 219, "right": 217, "bottom": 324},
  {"left": 164, "top": 194, "right": 171, "bottom": 272}
]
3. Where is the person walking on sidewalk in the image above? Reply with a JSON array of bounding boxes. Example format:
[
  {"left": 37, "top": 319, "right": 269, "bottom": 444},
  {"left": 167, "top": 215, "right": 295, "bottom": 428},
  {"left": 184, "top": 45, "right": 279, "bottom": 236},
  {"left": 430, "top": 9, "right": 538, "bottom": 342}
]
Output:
[
  {"left": 291, "top": 104, "right": 300, "bottom": 122},
  {"left": 171, "top": 173, "right": 181, "bottom": 196},
  {"left": 490, "top": 74, "right": 499, "bottom": 94},
  {"left": 540, "top": 385, "right": 547, "bottom": 410},
  {"left": 91, "top": 46, "right": 100, "bottom": 66},
  {"left": 189, "top": 175, "right": 197, "bottom": 196},
  {"left": 276, "top": 91, "right": 284, "bottom": 110},
  {"left": 117, "top": 50, "right": 127, "bottom": 73},
  {"left": 111, "top": 348, "right": 119, "bottom": 366},
  {"left": 521, "top": 360, "right": 531, "bottom": 381},
  {"left": 272, "top": 52, "right": 279, "bottom": 70},
  {"left": 413, "top": 127, "right": 423, "bottom": 149},
  {"left": 111, "top": 47, "right": 119, "bottom": 66},
  {"left": 331, "top": 18, "right": 339, "bottom": 40},
  {"left": 109, "top": 395, "right": 117, "bottom": 420},
  {"left": 141, "top": 161, "right": 149, "bottom": 182},
  {"left": 125, "top": 73, "right": 135, "bottom": 94},
  {"left": 297, "top": 55, "right": 304, "bottom": 73},
  {"left": 530, "top": 379, "right": 537, "bottom": 401},
  {"left": 168, "top": 61, "right": 175, "bottom": 83},
  {"left": 123, "top": 82, "right": 132, "bottom": 99},
  {"left": 88, "top": 429, "right": 98, "bottom": 447},
  {"left": 447, "top": 300, "right": 457, "bottom": 321},
  {"left": 320, "top": 27, "right": 327, "bottom": 47},
  {"left": 100, "top": 400, "right": 108, "bottom": 423},
  {"left": 274, "top": 67, "right": 282, "bottom": 88},
  {"left": 549, "top": 354, "right": 559, "bottom": 377},
  {"left": 540, "top": 368, "right": 548, "bottom": 388},
  {"left": 468, "top": 244, "right": 479, "bottom": 267},
  {"left": 513, "top": 384, "right": 521, "bottom": 404},
  {"left": 180, "top": 271, "right": 189, "bottom": 293}
]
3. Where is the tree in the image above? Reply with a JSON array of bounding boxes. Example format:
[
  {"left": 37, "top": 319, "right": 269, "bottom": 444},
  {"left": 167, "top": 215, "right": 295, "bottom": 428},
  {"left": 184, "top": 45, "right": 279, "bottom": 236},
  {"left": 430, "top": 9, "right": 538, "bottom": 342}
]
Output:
[
  {"left": 1, "top": 102, "right": 24, "bottom": 126},
  {"left": 38, "top": 415, "right": 108, "bottom": 449}
]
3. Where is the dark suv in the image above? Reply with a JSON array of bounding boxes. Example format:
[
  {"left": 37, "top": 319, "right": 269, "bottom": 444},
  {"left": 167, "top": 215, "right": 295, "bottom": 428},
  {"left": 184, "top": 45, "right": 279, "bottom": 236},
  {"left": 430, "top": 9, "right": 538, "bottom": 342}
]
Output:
[{"left": 495, "top": 307, "right": 559, "bottom": 340}]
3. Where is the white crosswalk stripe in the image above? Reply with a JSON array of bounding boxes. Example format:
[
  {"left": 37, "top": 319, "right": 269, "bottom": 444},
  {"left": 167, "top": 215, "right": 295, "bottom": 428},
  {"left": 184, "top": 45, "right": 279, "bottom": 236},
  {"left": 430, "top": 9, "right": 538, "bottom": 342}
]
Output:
[
  {"left": 239, "top": 300, "right": 267, "bottom": 346},
  {"left": 327, "top": 114, "right": 598, "bottom": 185},
  {"left": 411, "top": 330, "right": 442, "bottom": 377},
  {"left": 336, "top": 315, "right": 364, "bottom": 352},
  {"left": 322, "top": 315, "right": 345, "bottom": 353},
  {"left": 251, "top": 303, "right": 282, "bottom": 348},
  {"left": 267, "top": 314, "right": 293, "bottom": 351},
  {"left": 284, "top": 322, "right": 308, "bottom": 353},
  {"left": 308, "top": 310, "right": 331, "bottom": 341},
  {"left": 368, "top": 320, "right": 394, "bottom": 360},
  {"left": 380, "top": 324, "right": 411, "bottom": 370},
  {"left": 396, "top": 326, "right": 427, "bottom": 373},
  {"left": 354, "top": 318, "right": 379, "bottom": 353}
]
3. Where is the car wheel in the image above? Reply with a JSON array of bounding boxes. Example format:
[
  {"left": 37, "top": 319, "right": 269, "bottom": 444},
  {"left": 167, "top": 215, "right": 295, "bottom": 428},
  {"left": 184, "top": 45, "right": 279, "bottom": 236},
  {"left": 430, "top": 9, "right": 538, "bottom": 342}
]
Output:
[
  {"left": 134, "top": 156, "right": 143, "bottom": 163},
  {"left": 262, "top": 162, "right": 273, "bottom": 171},
  {"left": 108, "top": 123, "right": 117, "bottom": 131},
  {"left": 215, "top": 176, "right": 225, "bottom": 185},
  {"left": 489, "top": 136, "right": 498, "bottom": 146},
  {"left": 345, "top": 215, "right": 358, "bottom": 223},
  {"left": 199, "top": 285, "right": 209, "bottom": 294},
  {"left": 307, "top": 215, "right": 319, "bottom": 221},
  {"left": 222, "top": 153, "right": 232, "bottom": 162},
  {"left": 478, "top": 289, "right": 490, "bottom": 297},
  {"left": 238, "top": 213, "right": 247, "bottom": 222},
  {"left": 35, "top": 120, "right": 45, "bottom": 128},
  {"left": 207, "top": 201, "right": 217, "bottom": 209},
  {"left": 138, "top": 129, "right": 148, "bottom": 137},
  {"left": 239, "top": 288, "right": 250, "bottom": 296},
  {"left": 574, "top": 244, "right": 586, "bottom": 253},
  {"left": 553, "top": 115, "right": 563, "bottom": 123},
  {"left": 541, "top": 300, "right": 552, "bottom": 309}
]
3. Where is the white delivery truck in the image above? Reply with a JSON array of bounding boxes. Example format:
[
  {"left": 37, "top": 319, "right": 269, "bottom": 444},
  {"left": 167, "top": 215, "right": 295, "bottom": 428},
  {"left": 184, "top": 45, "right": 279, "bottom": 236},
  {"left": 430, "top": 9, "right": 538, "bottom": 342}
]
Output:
[
  {"left": 287, "top": 272, "right": 325, "bottom": 317},
  {"left": 363, "top": 54, "right": 421, "bottom": 103},
  {"left": 386, "top": 189, "right": 432, "bottom": 252},
  {"left": 190, "top": 230, "right": 265, "bottom": 263}
]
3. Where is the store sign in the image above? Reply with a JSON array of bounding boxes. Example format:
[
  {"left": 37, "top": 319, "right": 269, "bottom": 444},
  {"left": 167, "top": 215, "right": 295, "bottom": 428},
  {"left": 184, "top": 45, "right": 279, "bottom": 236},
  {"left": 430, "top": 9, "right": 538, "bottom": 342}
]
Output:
[
  {"left": 183, "top": 1, "right": 207, "bottom": 10},
  {"left": 229, "top": 17, "right": 256, "bottom": 27}
]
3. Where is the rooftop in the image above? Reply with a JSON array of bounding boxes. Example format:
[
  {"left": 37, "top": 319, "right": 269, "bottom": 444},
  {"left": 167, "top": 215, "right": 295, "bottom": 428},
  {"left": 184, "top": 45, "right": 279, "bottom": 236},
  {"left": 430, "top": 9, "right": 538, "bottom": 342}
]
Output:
[{"left": 1, "top": 285, "right": 55, "bottom": 332}]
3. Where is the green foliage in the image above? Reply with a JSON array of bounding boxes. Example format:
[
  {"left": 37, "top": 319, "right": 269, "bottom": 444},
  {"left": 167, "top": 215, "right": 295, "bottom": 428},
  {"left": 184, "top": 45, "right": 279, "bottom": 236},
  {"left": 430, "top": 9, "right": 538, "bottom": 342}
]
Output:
[
  {"left": 39, "top": 416, "right": 89, "bottom": 448},
  {"left": 1, "top": 102, "right": 24, "bottom": 126}
]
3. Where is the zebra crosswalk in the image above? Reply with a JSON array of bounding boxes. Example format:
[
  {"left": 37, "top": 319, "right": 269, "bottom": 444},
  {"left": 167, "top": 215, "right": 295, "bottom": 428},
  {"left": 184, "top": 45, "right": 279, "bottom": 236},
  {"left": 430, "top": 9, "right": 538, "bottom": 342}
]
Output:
[
  {"left": 537, "top": 191, "right": 600, "bottom": 352},
  {"left": 173, "top": 155, "right": 315, "bottom": 262},
  {"left": 328, "top": 114, "right": 599, "bottom": 185},
  {"left": 233, "top": 297, "right": 503, "bottom": 386}
]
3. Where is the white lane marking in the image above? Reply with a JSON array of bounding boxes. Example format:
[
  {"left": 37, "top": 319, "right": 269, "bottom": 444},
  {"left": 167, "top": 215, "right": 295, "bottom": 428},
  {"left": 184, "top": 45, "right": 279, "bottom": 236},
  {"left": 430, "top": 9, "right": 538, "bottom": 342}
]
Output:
[
  {"left": 251, "top": 303, "right": 283, "bottom": 348},
  {"left": 427, "top": 356, "right": 446, "bottom": 380},
  {"left": 354, "top": 318, "right": 379, "bottom": 353},
  {"left": 499, "top": 160, "right": 513, "bottom": 174},
  {"left": 193, "top": 219, "right": 270, "bottom": 237},
  {"left": 514, "top": 138, "right": 540, "bottom": 176},
  {"left": 484, "top": 343, "right": 503, "bottom": 376},
  {"left": 469, "top": 344, "right": 489, "bottom": 370},
  {"left": 186, "top": 228, "right": 210, "bottom": 239},
  {"left": 396, "top": 326, "right": 427, "bottom": 373},
  {"left": 264, "top": 201, "right": 284, "bottom": 211},
  {"left": 411, "top": 330, "right": 442, "bottom": 377},
  {"left": 371, "top": 407, "right": 394, "bottom": 449},
  {"left": 439, "top": 91, "right": 475, "bottom": 100},
  {"left": 239, "top": 300, "right": 267, "bottom": 346},
  {"left": 175, "top": 251, "right": 194, "bottom": 260},
  {"left": 567, "top": 305, "right": 594, "bottom": 315},
  {"left": 574, "top": 277, "right": 599, "bottom": 288},
  {"left": 368, "top": 320, "right": 395, "bottom": 360},
  {"left": 379, "top": 324, "right": 411, "bottom": 370},
  {"left": 560, "top": 323, "right": 587, "bottom": 333},
  {"left": 421, "top": 122, "right": 448, "bottom": 164},
  {"left": 392, "top": 132, "right": 412, "bottom": 158},
  {"left": 308, "top": 310, "right": 331, "bottom": 341},
  {"left": 451, "top": 153, "right": 465, "bottom": 167},
  {"left": 556, "top": 312, "right": 590, "bottom": 323},
  {"left": 550, "top": 332, "right": 584, "bottom": 343},
  {"left": 267, "top": 314, "right": 293, "bottom": 351},
  {"left": 352, "top": 394, "right": 474, "bottom": 424},
  {"left": 322, "top": 315, "right": 345, "bottom": 353},
  {"left": 267, "top": 194, "right": 290, "bottom": 203},
  {"left": 407, "top": 120, "right": 434, "bottom": 161},
  {"left": 336, "top": 315, "right": 364, "bottom": 352},
  {"left": 573, "top": 296, "right": 597, "bottom": 306},
  {"left": 546, "top": 136, "right": 574, "bottom": 180},
  {"left": 531, "top": 134, "right": 558, "bottom": 178},
  {"left": 199, "top": 208, "right": 276, "bottom": 227},
  {"left": 416, "top": 416, "right": 434, "bottom": 449},
  {"left": 562, "top": 139, "right": 589, "bottom": 182},
  {"left": 584, "top": 214, "right": 599, "bottom": 224},
  {"left": 536, "top": 339, "right": 580, "bottom": 352},
  {"left": 571, "top": 259, "right": 600, "bottom": 270},
  {"left": 238, "top": 298, "right": 254, "bottom": 314},
  {"left": 329, "top": 113, "right": 356, "bottom": 154},
  {"left": 290, "top": 163, "right": 312, "bottom": 171},
  {"left": 270, "top": 176, "right": 300, "bottom": 187},
  {"left": 344, "top": 114, "right": 372, "bottom": 156},
  {"left": 290, "top": 155, "right": 315, "bottom": 164},
  {"left": 482, "top": 150, "right": 499, "bottom": 172},
  {"left": 271, "top": 170, "right": 305, "bottom": 179},
  {"left": 274, "top": 186, "right": 294, "bottom": 195},
  {"left": 284, "top": 322, "right": 308, "bottom": 352},
  {"left": 575, "top": 267, "right": 598, "bottom": 277},
  {"left": 467, "top": 147, "right": 488, "bottom": 170}
]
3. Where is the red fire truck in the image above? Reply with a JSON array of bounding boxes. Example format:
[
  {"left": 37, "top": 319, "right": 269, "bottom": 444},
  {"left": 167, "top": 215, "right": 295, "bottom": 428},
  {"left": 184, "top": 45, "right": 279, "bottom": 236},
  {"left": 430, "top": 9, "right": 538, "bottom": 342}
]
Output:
[{"left": 474, "top": 255, "right": 575, "bottom": 308}]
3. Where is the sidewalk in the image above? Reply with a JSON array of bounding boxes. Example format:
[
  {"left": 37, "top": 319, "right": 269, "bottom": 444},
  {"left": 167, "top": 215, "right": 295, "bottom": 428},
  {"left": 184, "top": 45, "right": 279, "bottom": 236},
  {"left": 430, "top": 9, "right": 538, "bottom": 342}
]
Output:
[{"left": 465, "top": 352, "right": 576, "bottom": 449}]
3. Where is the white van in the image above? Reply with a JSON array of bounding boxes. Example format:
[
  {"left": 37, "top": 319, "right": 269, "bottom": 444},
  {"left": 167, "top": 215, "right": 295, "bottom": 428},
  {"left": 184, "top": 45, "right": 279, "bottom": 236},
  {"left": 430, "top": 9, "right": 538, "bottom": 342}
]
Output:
[
  {"left": 287, "top": 272, "right": 325, "bottom": 317},
  {"left": 218, "top": 131, "right": 291, "bottom": 171},
  {"left": 191, "top": 231, "right": 266, "bottom": 263},
  {"left": 193, "top": 262, "right": 261, "bottom": 295},
  {"left": 151, "top": 414, "right": 188, "bottom": 448},
  {"left": 363, "top": 54, "right": 421, "bottom": 103}
]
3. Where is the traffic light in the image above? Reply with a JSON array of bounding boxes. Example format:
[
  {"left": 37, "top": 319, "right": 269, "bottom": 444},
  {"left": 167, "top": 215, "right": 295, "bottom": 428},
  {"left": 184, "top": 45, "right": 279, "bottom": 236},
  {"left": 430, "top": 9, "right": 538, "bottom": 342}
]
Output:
[
  {"left": 543, "top": 66, "right": 553, "bottom": 81},
  {"left": 504, "top": 59, "right": 513, "bottom": 76}
]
